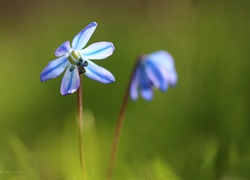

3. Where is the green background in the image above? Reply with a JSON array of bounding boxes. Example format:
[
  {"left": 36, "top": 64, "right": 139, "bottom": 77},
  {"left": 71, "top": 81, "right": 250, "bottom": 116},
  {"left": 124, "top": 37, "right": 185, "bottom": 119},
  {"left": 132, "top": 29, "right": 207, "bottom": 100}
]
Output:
[{"left": 0, "top": 0, "right": 249, "bottom": 179}]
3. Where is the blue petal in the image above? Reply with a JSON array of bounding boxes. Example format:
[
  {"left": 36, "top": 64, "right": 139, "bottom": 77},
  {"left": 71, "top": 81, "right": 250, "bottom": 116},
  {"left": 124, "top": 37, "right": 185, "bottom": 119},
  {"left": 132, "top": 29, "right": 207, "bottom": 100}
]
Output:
[
  {"left": 147, "top": 50, "right": 177, "bottom": 86},
  {"left": 145, "top": 60, "right": 168, "bottom": 91},
  {"left": 147, "top": 50, "right": 175, "bottom": 69},
  {"left": 60, "top": 66, "right": 80, "bottom": 95},
  {"left": 84, "top": 60, "right": 115, "bottom": 84},
  {"left": 140, "top": 68, "right": 153, "bottom": 101},
  {"left": 55, "top": 41, "right": 71, "bottom": 57},
  {"left": 165, "top": 69, "right": 178, "bottom": 86},
  {"left": 79, "top": 42, "right": 115, "bottom": 60},
  {"left": 40, "top": 56, "right": 68, "bottom": 82},
  {"left": 130, "top": 67, "right": 141, "bottom": 101},
  {"left": 71, "top": 22, "right": 97, "bottom": 50}
]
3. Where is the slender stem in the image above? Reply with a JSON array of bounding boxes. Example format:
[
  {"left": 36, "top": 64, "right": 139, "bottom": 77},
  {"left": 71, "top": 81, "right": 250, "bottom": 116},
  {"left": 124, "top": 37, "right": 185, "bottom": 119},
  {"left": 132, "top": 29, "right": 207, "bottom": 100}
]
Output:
[
  {"left": 107, "top": 57, "right": 141, "bottom": 180},
  {"left": 77, "top": 75, "right": 86, "bottom": 178}
]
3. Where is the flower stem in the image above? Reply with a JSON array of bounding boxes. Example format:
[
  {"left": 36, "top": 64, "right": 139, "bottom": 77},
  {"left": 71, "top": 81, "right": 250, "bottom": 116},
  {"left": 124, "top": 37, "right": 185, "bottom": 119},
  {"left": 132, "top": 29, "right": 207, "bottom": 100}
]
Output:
[
  {"left": 77, "top": 75, "right": 86, "bottom": 179},
  {"left": 107, "top": 57, "right": 141, "bottom": 180}
]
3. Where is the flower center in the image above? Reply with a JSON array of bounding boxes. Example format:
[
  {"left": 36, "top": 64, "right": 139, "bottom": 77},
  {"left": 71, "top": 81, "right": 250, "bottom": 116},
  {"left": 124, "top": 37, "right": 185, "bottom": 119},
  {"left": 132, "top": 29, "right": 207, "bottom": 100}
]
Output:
[
  {"left": 68, "top": 50, "right": 88, "bottom": 74},
  {"left": 68, "top": 50, "right": 81, "bottom": 65}
]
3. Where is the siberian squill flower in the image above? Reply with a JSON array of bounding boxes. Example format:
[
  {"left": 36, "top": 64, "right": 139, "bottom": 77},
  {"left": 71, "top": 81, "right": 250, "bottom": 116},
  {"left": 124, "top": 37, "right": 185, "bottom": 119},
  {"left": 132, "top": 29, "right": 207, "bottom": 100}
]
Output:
[
  {"left": 40, "top": 22, "right": 115, "bottom": 95},
  {"left": 130, "top": 50, "right": 177, "bottom": 101}
]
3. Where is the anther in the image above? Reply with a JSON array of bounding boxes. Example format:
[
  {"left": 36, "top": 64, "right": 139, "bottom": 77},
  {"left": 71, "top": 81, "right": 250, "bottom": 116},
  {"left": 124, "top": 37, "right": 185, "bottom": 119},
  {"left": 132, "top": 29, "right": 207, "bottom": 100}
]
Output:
[
  {"left": 83, "top": 61, "right": 88, "bottom": 67},
  {"left": 77, "top": 58, "right": 83, "bottom": 66},
  {"left": 78, "top": 66, "right": 86, "bottom": 74},
  {"left": 69, "top": 65, "right": 75, "bottom": 72}
]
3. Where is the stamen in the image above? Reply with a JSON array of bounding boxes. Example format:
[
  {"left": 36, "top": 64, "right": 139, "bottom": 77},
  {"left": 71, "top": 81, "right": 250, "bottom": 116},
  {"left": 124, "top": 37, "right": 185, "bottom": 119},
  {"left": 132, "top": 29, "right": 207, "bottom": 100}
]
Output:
[
  {"left": 77, "top": 58, "right": 83, "bottom": 66},
  {"left": 83, "top": 61, "right": 88, "bottom": 67},
  {"left": 69, "top": 50, "right": 81, "bottom": 64},
  {"left": 68, "top": 50, "right": 89, "bottom": 74},
  {"left": 78, "top": 66, "right": 86, "bottom": 74},
  {"left": 68, "top": 56, "right": 75, "bottom": 65},
  {"left": 71, "top": 51, "right": 79, "bottom": 60},
  {"left": 70, "top": 65, "right": 75, "bottom": 72}
]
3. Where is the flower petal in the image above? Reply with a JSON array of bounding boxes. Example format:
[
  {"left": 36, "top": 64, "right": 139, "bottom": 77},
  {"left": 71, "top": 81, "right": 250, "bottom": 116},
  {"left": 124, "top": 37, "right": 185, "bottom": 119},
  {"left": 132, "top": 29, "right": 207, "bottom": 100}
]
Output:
[
  {"left": 130, "top": 67, "right": 141, "bottom": 101},
  {"left": 72, "top": 22, "right": 97, "bottom": 50},
  {"left": 147, "top": 50, "right": 177, "bottom": 86},
  {"left": 40, "top": 56, "right": 68, "bottom": 82},
  {"left": 60, "top": 66, "right": 80, "bottom": 95},
  {"left": 147, "top": 50, "right": 175, "bottom": 69},
  {"left": 79, "top": 42, "right": 115, "bottom": 60},
  {"left": 165, "top": 69, "right": 178, "bottom": 86},
  {"left": 140, "top": 69, "right": 153, "bottom": 101},
  {"left": 55, "top": 41, "right": 71, "bottom": 57},
  {"left": 145, "top": 60, "right": 168, "bottom": 91},
  {"left": 84, "top": 60, "right": 115, "bottom": 84}
]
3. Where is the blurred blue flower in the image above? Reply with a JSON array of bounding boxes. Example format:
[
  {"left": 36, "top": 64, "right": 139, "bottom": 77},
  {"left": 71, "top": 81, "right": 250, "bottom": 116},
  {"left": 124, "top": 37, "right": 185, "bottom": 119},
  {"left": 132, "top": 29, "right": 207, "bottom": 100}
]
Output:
[
  {"left": 40, "top": 22, "right": 115, "bottom": 95},
  {"left": 130, "top": 51, "right": 177, "bottom": 101}
]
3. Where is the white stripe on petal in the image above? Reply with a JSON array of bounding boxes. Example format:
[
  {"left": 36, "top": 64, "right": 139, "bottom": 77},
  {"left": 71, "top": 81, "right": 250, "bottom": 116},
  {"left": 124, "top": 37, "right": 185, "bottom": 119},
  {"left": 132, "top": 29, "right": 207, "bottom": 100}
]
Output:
[{"left": 79, "top": 42, "right": 115, "bottom": 60}]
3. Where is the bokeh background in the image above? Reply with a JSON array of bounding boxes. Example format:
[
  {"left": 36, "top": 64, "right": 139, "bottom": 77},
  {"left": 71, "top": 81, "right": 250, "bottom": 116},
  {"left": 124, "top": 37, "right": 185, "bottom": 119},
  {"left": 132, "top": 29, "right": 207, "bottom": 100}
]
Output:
[{"left": 0, "top": 0, "right": 249, "bottom": 179}]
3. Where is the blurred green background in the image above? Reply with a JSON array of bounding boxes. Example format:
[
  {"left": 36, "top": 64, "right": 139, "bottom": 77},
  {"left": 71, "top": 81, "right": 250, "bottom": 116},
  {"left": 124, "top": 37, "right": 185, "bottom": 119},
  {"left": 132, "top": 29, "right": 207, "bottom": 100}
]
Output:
[{"left": 0, "top": 0, "right": 249, "bottom": 179}]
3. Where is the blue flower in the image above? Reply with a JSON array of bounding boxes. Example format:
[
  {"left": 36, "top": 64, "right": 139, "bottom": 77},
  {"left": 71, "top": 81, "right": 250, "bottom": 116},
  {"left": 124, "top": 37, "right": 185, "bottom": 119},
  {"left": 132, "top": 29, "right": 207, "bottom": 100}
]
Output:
[
  {"left": 40, "top": 22, "right": 115, "bottom": 95},
  {"left": 130, "top": 51, "right": 177, "bottom": 101}
]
